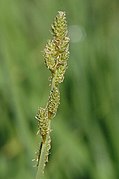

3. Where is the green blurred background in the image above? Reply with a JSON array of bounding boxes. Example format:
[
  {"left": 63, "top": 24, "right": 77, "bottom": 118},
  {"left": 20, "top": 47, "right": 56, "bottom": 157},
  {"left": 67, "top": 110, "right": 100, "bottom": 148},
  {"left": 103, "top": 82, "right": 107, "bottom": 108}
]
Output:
[{"left": 0, "top": 0, "right": 119, "bottom": 179}]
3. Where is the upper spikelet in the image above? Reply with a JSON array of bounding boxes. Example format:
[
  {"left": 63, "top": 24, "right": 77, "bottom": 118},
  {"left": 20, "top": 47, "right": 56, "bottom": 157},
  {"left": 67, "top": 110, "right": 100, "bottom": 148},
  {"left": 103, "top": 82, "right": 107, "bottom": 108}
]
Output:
[
  {"left": 52, "top": 11, "right": 68, "bottom": 39},
  {"left": 44, "top": 11, "right": 69, "bottom": 87}
]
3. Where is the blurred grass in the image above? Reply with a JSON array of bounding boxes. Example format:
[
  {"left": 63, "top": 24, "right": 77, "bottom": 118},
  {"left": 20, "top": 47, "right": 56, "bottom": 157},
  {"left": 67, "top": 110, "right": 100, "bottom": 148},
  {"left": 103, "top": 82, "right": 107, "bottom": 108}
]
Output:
[{"left": 0, "top": 0, "right": 119, "bottom": 179}]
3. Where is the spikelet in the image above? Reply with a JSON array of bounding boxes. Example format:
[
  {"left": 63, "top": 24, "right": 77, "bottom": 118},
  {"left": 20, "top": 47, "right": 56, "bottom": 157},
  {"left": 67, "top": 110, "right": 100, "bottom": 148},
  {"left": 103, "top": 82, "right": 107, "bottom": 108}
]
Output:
[
  {"left": 35, "top": 107, "right": 49, "bottom": 142},
  {"left": 47, "top": 87, "right": 60, "bottom": 118},
  {"left": 55, "top": 63, "right": 67, "bottom": 85},
  {"left": 44, "top": 11, "right": 69, "bottom": 89},
  {"left": 44, "top": 40, "right": 56, "bottom": 72},
  {"left": 52, "top": 11, "right": 68, "bottom": 39}
]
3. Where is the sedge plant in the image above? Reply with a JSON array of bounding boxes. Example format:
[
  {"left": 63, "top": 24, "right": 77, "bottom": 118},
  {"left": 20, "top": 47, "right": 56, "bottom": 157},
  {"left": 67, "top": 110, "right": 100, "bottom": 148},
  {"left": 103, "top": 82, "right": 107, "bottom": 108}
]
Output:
[{"left": 34, "top": 11, "right": 70, "bottom": 179}]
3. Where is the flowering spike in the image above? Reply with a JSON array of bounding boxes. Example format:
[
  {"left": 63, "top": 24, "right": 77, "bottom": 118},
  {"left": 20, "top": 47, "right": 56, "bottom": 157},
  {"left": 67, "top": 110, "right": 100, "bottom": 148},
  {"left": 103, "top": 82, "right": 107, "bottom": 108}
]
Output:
[{"left": 35, "top": 11, "right": 70, "bottom": 176}]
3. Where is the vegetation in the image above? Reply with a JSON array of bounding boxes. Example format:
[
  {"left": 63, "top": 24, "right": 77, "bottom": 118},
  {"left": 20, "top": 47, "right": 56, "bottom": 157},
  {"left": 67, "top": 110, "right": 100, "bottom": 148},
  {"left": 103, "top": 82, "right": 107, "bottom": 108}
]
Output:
[{"left": 0, "top": 0, "right": 119, "bottom": 179}]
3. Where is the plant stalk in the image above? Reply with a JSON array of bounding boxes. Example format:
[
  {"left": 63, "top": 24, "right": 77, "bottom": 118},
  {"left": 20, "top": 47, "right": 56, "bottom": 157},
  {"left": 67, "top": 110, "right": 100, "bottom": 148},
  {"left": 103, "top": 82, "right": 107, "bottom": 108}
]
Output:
[{"left": 35, "top": 121, "right": 51, "bottom": 179}]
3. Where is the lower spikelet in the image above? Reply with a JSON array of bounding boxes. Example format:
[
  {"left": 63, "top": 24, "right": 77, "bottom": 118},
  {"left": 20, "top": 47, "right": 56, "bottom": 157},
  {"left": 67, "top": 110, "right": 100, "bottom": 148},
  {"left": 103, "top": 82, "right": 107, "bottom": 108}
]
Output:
[{"left": 35, "top": 107, "right": 49, "bottom": 142}]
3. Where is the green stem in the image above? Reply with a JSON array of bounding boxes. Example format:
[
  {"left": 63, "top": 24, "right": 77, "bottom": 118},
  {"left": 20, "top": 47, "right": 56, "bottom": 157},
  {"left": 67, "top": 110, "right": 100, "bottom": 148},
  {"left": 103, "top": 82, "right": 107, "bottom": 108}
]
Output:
[{"left": 36, "top": 121, "right": 51, "bottom": 179}]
